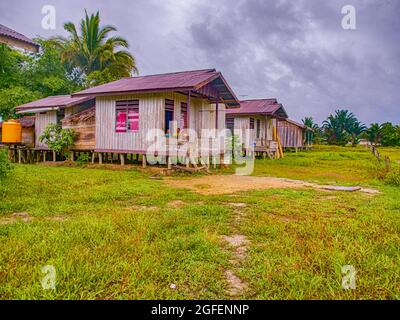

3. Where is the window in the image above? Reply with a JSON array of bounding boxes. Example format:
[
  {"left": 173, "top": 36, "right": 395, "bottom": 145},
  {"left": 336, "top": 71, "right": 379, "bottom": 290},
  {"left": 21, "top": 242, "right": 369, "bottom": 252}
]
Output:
[
  {"left": 116, "top": 100, "right": 139, "bottom": 132},
  {"left": 225, "top": 116, "right": 234, "bottom": 133},
  {"left": 180, "top": 102, "right": 188, "bottom": 129},
  {"left": 256, "top": 119, "right": 261, "bottom": 138},
  {"left": 57, "top": 108, "right": 65, "bottom": 124},
  {"left": 249, "top": 118, "right": 255, "bottom": 130},
  {"left": 165, "top": 99, "right": 174, "bottom": 133}
]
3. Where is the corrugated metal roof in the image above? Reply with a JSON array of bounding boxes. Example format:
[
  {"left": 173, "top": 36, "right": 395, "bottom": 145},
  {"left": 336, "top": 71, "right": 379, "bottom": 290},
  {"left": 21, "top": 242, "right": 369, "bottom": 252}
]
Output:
[
  {"left": 0, "top": 116, "right": 35, "bottom": 128},
  {"left": 282, "top": 118, "right": 312, "bottom": 130},
  {"left": 72, "top": 69, "right": 240, "bottom": 107},
  {"left": 0, "top": 24, "right": 38, "bottom": 49},
  {"left": 15, "top": 95, "right": 94, "bottom": 111},
  {"left": 226, "top": 99, "right": 288, "bottom": 118}
]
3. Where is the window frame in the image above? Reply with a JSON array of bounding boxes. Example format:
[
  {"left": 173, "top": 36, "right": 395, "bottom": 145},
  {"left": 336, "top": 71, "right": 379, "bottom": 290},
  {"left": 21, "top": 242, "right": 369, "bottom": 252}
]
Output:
[
  {"left": 115, "top": 100, "right": 139, "bottom": 133},
  {"left": 256, "top": 119, "right": 261, "bottom": 138},
  {"left": 249, "top": 117, "right": 255, "bottom": 130}
]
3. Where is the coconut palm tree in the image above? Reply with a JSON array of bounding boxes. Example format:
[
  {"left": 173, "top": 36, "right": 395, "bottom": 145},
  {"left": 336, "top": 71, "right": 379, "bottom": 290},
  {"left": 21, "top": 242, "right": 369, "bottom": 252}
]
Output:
[
  {"left": 302, "top": 117, "right": 319, "bottom": 145},
  {"left": 51, "top": 10, "right": 138, "bottom": 86},
  {"left": 347, "top": 119, "right": 367, "bottom": 146},
  {"left": 323, "top": 110, "right": 351, "bottom": 145},
  {"left": 366, "top": 123, "right": 382, "bottom": 146}
]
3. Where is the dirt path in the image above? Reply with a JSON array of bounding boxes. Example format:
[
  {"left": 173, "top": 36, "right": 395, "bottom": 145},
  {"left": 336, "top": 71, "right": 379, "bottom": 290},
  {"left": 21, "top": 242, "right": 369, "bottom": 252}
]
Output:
[
  {"left": 164, "top": 175, "right": 379, "bottom": 195},
  {"left": 220, "top": 202, "right": 251, "bottom": 297}
]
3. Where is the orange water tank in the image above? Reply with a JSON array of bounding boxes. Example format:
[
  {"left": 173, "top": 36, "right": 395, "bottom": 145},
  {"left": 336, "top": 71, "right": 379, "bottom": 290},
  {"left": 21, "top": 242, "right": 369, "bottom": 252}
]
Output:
[{"left": 1, "top": 119, "right": 22, "bottom": 144}]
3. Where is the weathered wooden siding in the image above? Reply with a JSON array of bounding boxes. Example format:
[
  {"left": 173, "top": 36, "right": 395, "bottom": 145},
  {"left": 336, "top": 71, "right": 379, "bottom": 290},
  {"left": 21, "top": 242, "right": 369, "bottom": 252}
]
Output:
[
  {"left": 95, "top": 92, "right": 224, "bottom": 153},
  {"left": 35, "top": 111, "right": 57, "bottom": 149},
  {"left": 62, "top": 122, "right": 95, "bottom": 151},
  {"left": 278, "top": 120, "right": 304, "bottom": 148},
  {"left": 22, "top": 127, "right": 35, "bottom": 148}
]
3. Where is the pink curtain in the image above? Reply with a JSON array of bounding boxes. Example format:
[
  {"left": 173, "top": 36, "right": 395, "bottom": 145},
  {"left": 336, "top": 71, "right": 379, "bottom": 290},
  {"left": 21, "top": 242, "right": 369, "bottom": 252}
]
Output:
[{"left": 116, "top": 111, "right": 127, "bottom": 132}]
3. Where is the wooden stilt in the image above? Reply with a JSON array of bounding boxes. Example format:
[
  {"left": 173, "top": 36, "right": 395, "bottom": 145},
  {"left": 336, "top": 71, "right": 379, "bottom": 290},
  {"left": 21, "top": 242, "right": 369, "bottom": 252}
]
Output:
[
  {"left": 18, "top": 149, "right": 22, "bottom": 164},
  {"left": 120, "top": 154, "right": 125, "bottom": 166},
  {"left": 167, "top": 156, "right": 172, "bottom": 169},
  {"left": 70, "top": 151, "right": 75, "bottom": 162},
  {"left": 53, "top": 151, "right": 56, "bottom": 162},
  {"left": 92, "top": 152, "right": 95, "bottom": 164},
  {"left": 99, "top": 153, "right": 103, "bottom": 164},
  {"left": 43, "top": 151, "right": 47, "bottom": 162},
  {"left": 142, "top": 154, "right": 147, "bottom": 168}
]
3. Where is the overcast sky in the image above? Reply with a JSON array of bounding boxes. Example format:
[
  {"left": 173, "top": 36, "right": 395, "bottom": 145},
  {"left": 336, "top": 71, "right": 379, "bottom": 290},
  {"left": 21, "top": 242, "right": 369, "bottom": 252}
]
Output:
[{"left": 1, "top": 0, "right": 399, "bottom": 124}]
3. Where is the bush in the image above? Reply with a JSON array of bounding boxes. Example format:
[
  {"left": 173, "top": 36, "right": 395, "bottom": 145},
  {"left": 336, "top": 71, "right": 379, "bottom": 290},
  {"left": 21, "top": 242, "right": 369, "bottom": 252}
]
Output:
[
  {"left": 384, "top": 169, "right": 400, "bottom": 186},
  {"left": 0, "top": 149, "right": 12, "bottom": 180},
  {"left": 76, "top": 153, "right": 90, "bottom": 166},
  {"left": 371, "top": 161, "right": 400, "bottom": 187},
  {"left": 39, "top": 123, "right": 76, "bottom": 155}
]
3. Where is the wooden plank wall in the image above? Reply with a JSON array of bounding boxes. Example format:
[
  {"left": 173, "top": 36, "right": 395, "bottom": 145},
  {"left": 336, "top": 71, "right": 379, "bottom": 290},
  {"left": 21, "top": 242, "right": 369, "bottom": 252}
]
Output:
[
  {"left": 35, "top": 111, "right": 57, "bottom": 149},
  {"left": 22, "top": 127, "right": 35, "bottom": 148},
  {"left": 62, "top": 122, "right": 95, "bottom": 151},
  {"left": 95, "top": 92, "right": 226, "bottom": 152},
  {"left": 233, "top": 115, "right": 272, "bottom": 147},
  {"left": 277, "top": 120, "right": 304, "bottom": 148}
]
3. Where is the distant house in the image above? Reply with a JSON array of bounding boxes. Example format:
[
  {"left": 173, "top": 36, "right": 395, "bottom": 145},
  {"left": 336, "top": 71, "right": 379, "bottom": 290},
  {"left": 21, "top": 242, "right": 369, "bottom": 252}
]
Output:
[
  {"left": 16, "top": 69, "right": 240, "bottom": 166},
  {"left": 16, "top": 95, "right": 95, "bottom": 150},
  {"left": 225, "top": 99, "right": 288, "bottom": 157},
  {"left": 0, "top": 24, "right": 39, "bottom": 52},
  {"left": 277, "top": 119, "right": 313, "bottom": 150}
]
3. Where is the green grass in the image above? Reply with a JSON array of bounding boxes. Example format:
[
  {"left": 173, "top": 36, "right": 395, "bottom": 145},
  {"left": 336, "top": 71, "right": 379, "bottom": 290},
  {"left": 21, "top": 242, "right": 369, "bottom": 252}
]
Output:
[{"left": 0, "top": 146, "right": 399, "bottom": 299}]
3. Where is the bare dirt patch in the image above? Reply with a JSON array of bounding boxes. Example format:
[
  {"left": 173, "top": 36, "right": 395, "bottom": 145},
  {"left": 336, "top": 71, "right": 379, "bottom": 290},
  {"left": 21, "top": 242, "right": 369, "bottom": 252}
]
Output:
[
  {"left": 164, "top": 175, "right": 379, "bottom": 195},
  {"left": 0, "top": 212, "right": 32, "bottom": 225},
  {"left": 167, "top": 200, "right": 186, "bottom": 208},
  {"left": 225, "top": 270, "right": 248, "bottom": 296}
]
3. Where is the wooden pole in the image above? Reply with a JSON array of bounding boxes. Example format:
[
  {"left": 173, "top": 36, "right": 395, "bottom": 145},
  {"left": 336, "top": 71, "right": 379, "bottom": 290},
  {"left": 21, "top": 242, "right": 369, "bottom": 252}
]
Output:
[
  {"left": 187, "top": 90, "right": 191, "bottom": 130},
  {"left": 99, "top": 153, "right": 103, "bottom": 164},
  {"left": 53, "top": 151, "right": 56, "bottom": 162},
  {"left": 142, "top": 154, "right": 147, "bottom": 168},
  {"left": 120, "top": 154, "right": 125, "bottom": 166}
]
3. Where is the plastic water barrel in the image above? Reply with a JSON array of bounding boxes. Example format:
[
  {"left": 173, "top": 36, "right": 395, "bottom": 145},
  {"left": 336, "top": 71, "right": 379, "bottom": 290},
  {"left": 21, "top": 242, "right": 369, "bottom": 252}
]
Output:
[{"left": 1, "top": 119, "right": 22, "bottom": 144}]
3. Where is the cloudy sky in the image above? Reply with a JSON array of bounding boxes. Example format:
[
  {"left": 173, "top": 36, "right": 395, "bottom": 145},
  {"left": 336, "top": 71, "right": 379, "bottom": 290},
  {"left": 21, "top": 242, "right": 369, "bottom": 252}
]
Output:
[{"left": 1, "top": 0, "right": 399, "bottom": 124}]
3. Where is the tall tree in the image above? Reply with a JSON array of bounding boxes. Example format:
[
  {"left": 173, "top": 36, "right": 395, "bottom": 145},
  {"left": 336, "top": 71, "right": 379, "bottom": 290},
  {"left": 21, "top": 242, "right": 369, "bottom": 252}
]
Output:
[
  {"left": 302, "top": 117, "right": 319, "bottom": 145},
  {"left": 347, "top": 119, "right": 367, "bottom": 146},
  {"left": 367, "top": 123, "right": 382, "bottom": 146},
  {"left": 51, "top": 10, "right": 138, "bottom": 87}
]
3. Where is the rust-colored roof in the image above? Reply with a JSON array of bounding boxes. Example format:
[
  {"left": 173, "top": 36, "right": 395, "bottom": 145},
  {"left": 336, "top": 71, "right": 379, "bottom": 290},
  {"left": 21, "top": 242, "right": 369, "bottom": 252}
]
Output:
[
  {"left": 280, "top": 118, "right": 312, "bottom": 131},
  {"left": 0, "top": 116, "right": 35, "bottom": 128},
  {"left": 226, "top": 99, "right": 288, "bottom": 118},
  {"left": 72, "top": 69, "right": 240, "bottom": 107},
  {"left": 0, "top": 24, "right": 39, "bottom": 50},
  {"left": 16, "top": 95, "right": 94, "bottom": 111}
]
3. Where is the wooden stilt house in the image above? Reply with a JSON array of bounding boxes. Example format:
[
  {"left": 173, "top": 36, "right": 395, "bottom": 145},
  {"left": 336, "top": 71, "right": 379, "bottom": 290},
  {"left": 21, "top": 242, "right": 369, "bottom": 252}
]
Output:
[
  {"left": 277, "top": 119, "right": 313, "bottom": 150},
  {"left": 70, "top": 69, "right": 240, "bottom": 166},
  {"left": 225, "top": 99, "right": 288, "bottom": 158}
]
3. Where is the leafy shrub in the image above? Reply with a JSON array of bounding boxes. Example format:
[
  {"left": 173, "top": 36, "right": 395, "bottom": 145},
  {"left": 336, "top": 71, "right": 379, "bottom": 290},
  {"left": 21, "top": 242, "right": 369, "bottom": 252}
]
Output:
[
  {"left": 76, "top": 153, "right": 90, "bottom": 166},
  {"left": 371, "top": 161, "right": 400, "bottom": 187},
  {"left": 0, "top": 149, "right": 12, "bottom": 180},
  {"left": 39, "top": 123, "right": 75, "bottom": 155},
  {"left": 384, "top": 169, "right": 400, "bottom": 186}
]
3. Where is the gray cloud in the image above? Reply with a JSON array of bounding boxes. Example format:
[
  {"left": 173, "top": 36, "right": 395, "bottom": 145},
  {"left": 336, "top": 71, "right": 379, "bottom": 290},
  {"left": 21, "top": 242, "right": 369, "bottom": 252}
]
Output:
[{"left": 0, "top": 0, "right": 399, "bottom": 124}]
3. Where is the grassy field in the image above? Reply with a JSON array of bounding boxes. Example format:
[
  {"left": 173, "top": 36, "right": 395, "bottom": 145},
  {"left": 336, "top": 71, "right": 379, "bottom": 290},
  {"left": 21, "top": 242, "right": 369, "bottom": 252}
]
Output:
[{"left": 0, "top": 145, "right": 399, "bottom": 299}]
